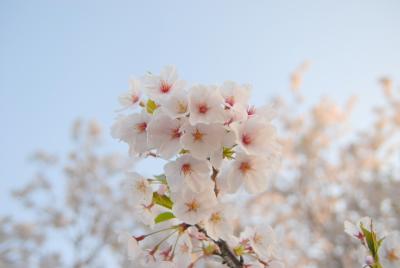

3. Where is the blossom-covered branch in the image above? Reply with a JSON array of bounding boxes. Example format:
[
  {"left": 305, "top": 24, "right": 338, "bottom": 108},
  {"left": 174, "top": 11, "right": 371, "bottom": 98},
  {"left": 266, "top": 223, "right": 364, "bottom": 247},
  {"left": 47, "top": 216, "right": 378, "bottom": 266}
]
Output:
[{"left": 112, "top": 66, "right": 283, "bottom": 267}]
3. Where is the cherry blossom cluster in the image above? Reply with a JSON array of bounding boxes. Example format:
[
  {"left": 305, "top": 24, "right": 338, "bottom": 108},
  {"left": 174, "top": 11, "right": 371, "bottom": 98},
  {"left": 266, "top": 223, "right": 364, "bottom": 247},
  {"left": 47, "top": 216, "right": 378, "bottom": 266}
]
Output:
[
  {"left": 345, "top": 217, "right": 400, "bottom": 268},
  {"left": 112, "top": 66, "right": 282, "bottom": 267}
]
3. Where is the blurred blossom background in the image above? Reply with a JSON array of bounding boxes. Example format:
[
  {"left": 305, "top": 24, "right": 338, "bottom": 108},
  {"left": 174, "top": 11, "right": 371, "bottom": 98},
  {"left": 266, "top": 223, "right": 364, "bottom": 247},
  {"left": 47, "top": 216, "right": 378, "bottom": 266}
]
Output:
[{"left": 1, "top": 0, "right": 400, "bottom": 267}]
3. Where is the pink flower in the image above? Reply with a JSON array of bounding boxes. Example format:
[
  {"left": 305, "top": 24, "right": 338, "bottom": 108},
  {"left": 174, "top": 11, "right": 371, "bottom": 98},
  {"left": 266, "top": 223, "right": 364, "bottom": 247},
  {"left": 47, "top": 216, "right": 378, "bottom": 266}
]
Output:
[
  {"left": 142, "top": 65, "right": 185, "bottom": 102},
  {"left": 188, "top": 85, "right": 225, "bottom": 125},
  {"left": 147, "top": 114, "right": 184, "bottom": 159}
]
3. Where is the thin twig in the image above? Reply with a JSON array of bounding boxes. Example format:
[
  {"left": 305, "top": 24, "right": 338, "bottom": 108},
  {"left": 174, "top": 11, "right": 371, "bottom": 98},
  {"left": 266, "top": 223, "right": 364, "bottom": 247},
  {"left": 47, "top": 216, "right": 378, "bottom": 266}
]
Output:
[{"left": 194, "top": 224, "right": 242, "bottom": 268}]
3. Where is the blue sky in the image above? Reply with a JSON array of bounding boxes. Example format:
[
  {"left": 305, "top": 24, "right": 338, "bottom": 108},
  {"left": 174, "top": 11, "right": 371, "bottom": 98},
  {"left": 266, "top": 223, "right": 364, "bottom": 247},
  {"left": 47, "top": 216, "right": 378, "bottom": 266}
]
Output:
[{"left": 1, "top": 0, "right": 400, "bottom": 212}]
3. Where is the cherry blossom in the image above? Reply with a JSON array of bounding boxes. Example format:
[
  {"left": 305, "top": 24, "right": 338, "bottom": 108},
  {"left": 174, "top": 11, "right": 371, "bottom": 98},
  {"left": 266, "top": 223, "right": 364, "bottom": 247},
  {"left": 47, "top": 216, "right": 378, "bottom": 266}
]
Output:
[
  {"left": 233, "top": 116, "right": 280, "bottom": 156},
  {"left": 204, "top": 203, "right": 234, "bottom": 240},
  {"left": 344, "top": 217, "right": 372, "bottom": 243},
  {"left": 118, "top": 79, "right": 142, "bottom": 109},
  {"left": 142, "top": 65, "right": 185, "bottom": 102},
  {"left": 111, "top": 111, "right": 151, "bottom": 155},
  {"left": 220, "top": 152, "right": 279, "bottom": 194},
  {"left": 171, "top": 232, "right": 193, "bottom": 267},
  {"left": 220, "top": 80, "right": 251, "bottom": 108},
  {"left": 164, "top": 154, "right": 213, "bottom": 193},
  {"left": 188, "top": 84, "right": 225, "bottom": 125},
  {"left": 219, "top": 81, "right": 251, "bottom": 126},
  {"left": 180, "top": 122, "right": 226, "bottom": 160},
  {"left": 111, "top": 66, "right": 286, "bottom": 268},
  {"left": 133, "top": 203, "right": 163, "bottom": 227},
  {"left": 209, "top": 129, "right": 236, "bottom": 169},
  {"left": 123, "top": 172, "right": 153, "bottom": 205},
  {"left": 161, "top": 90, "right": 189, "bottom": 118},
  {"left": 171, "top": 187, "right": 217, "bottom": 224},
  {"left": 147, "top": 114, "right": 184, "bottom": 159},
  {"left": 118, "top": 232, "right": 140, "bottom": 260},
  {"left": 246, "top": 103, "right": 276, "bottom": 121},
  {"left": 241, "top": 225, "right": 278, "bottom": 260}
]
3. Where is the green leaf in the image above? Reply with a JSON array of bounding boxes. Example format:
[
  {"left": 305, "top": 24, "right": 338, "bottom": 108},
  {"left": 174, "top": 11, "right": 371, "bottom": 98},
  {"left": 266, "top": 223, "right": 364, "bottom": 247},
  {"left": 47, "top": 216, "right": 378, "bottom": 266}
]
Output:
[
  {"left": 360, "top": 225, "right": 376, "bottom": 256},
  {"left": 146, "top": 99, "right": 158, "bottom": 114},
  {"left": 360, "top": 223, "right": 383, "bottom": 263},
  {"left": 377, "top": 237, "right": 385, "bottom": 250},
  {"left": 152, "top": 192, "right": 173, "bottom": 209},
  {"left": 154, "top": 212, "right": 175, "bottom": 224}
]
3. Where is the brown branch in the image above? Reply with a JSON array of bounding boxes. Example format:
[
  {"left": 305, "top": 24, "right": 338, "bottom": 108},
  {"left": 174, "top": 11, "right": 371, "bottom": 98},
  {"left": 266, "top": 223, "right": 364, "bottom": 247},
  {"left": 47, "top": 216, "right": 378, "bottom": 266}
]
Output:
[
  {"left": 211, "top": 167, "right": 220, "bottom": 197},
  {"left": 215, "top": 239, "right": 243, "bottom": 268},
  {"left": 195, "top": 224, "right": 242, "bottom": 268}
]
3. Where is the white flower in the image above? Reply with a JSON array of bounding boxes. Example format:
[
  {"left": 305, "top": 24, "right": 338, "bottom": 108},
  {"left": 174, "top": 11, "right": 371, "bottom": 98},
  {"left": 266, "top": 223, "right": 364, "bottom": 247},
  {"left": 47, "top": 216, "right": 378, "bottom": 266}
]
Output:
[
  {"left": 171, "top": 187, "right": 217, "bottom": 224},
  {"left": 118, "top": 231, "right": 140, "bottom": 260},
  {"left": 133, "top": 203, "right": 161, "bottom": 227},
  {"left": 247, "top": 103, "right": 276, "bottom": 121},
  {"left": 142, "top": 65, "right": 185, "bottom": 102},
  {"left": 219, "top": 82, "right": 251, "bottom": 126},
  {"left": 138, "top": 249, "right": 158, "bottom": 266},
  {"left": 161, "top": 90, "right": 189, "bottom": 118},
  {"left": 223, "top": 103, "right": 248, "bottom": 126},
  {"left": 209, "top": 130, "right": 236, "bottom": 169},
  {"left": 204, "top": 203, "right": 233, "bottom": 240},
  {"left": 233, "top": 117, "right": 280, "bottom": 156},
  {"left": 118, "top": 79, "right": 141, "bottom": 109},
  {"left": 172, "top": 232, "right": 192, "bottom": 267},
  {"left": 147, "top": 114, "right": 184, "bottom": 159},
  {"left": 188, "top": 85, "right": 225, "bottom": 124},
  {"left": 111, "top": 111, "right": 151, "bottom": 155},
  {"left": 180, "top": 123, "right": 225, "bottom": 160},
  {"left": 380, "top": 231, "right": 400, "bottom": 268},
  {"left": 123, "top": 172, "right": 153, "bottom": 205},
  {"left": 344, "top": 217, "right": 372, "bottom": 243},
  {"left": 164, "top": 154, "right": 213, "bottom": 193},
  {"left": 241, "top": 225, "right": 278, "bottom": 259},
  {"left": 220, "top": 81, "right": 251, "bottom": 108},
  {"left": 220, "top": 152, "right": 278, "bottom": 194}
]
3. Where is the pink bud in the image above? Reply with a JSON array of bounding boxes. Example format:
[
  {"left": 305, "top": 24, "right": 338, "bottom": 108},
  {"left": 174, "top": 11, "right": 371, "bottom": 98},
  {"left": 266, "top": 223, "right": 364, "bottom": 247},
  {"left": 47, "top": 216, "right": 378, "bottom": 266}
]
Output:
[{"left": 365, "top": 255, "right": 374, "bottom": 265}]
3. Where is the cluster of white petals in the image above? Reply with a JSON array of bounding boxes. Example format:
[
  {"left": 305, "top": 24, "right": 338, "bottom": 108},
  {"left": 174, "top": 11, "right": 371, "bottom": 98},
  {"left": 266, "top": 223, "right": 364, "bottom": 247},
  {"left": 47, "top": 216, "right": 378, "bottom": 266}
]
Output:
[{"left": 112, "top": 66, "right": 282, "bottom": 267}]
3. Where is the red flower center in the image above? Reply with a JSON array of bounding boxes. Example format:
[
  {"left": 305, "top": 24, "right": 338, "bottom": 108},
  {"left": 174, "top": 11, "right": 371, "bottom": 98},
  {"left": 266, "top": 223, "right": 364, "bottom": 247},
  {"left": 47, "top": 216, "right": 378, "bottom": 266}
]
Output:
[
  {"left": 171, "top": 128, "right": 181, "bottom": 139},
  {"left": 355, "top": 231, "right": 365, "bottom": 241},
  {"left": 160, "top": 80, "right": 172, "bottom": 93},
  {"left": 198, "top": 104, "right": 209, "bottom": 114},
  {"left": 131, "top": 95, "right": 139, "bottom": 104},
  {"left": 136, "top": 122, "right": 147, "bottom": 133},
  {"left": 239, "top": 161, "right": 251, "bottom": 173},
  {"left": 181, "top": 163, "right": 192, "bottom": 175},
  {"left": 242, "top": 134, "right": 252, "bottom": 145},
  {"left": 247, "top": 106, "right": 256, "bottom": 116}
]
